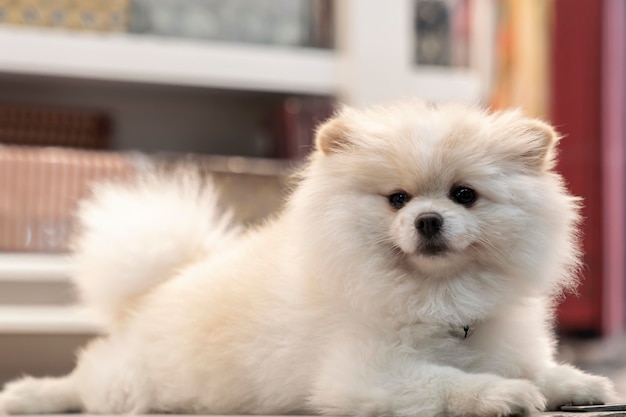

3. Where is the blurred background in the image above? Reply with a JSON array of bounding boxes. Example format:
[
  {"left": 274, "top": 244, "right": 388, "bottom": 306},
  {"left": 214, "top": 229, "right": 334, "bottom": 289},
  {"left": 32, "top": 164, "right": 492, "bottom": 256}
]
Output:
[{"left": 0, "top": 0, "right": 624, "bottom": 399}]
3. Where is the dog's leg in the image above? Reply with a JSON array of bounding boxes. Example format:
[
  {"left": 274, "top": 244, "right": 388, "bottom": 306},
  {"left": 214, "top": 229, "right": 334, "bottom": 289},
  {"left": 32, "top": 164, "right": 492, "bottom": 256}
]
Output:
[
  {"left": 478, "top": 301, "right": 618, "bottom": 410},
  {"left": 0, "top": 374, "right": 81, "bottom": 414},
  {"left": 70, "top": 337, "right": 150, "bottom": 414},
  {"left": 310, "top": 346, "right": 547, "bottom": 417},
  {"left": 0, "top": 337, "right": 152, "bottom": 415},
  {"left": 535, "top": 364, "right": 617, "bottom": 410}
]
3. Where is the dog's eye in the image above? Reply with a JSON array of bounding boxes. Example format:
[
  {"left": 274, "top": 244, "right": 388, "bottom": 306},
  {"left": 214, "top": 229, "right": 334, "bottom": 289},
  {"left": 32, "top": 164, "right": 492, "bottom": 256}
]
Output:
[
  {"left": 388, "top": 192, "right": 411, "bottom": 209},
  {"left": 450, "top": 186, "right": 477, "bottom": 206}
]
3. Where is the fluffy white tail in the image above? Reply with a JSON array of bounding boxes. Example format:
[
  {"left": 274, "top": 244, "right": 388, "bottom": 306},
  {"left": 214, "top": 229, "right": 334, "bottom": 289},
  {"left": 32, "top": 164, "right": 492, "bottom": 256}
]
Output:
[{"left": 72, "top": 168, "right": 239, "bottom": 328}]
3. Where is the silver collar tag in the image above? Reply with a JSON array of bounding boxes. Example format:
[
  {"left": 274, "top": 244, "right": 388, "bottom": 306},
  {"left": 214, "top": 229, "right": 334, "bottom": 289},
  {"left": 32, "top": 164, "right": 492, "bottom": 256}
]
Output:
[{"left": 448, "top": 324, "right": 474, "bottom": 339}]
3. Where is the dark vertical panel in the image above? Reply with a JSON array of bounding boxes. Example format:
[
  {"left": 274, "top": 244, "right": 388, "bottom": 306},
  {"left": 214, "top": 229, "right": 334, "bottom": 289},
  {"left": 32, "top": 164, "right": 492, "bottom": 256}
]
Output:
[
  {"left": 551, "top": 0, "right": 603, "bottom": 335},
  {"left": 600, "top": 0, "right": 626, "bottom": 335}
]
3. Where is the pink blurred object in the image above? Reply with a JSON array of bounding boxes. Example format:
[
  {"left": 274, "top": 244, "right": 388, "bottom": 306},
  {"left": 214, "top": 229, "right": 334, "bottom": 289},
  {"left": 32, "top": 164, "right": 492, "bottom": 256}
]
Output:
[{"left": 0, "top": 146, "right": 136, "bottom": 253}]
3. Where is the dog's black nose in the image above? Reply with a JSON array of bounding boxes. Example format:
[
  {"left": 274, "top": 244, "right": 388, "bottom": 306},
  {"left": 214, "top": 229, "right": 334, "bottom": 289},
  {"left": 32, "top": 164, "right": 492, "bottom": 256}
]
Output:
[{"left": 415, "top": 212, "right": 444, "bottom": 238}]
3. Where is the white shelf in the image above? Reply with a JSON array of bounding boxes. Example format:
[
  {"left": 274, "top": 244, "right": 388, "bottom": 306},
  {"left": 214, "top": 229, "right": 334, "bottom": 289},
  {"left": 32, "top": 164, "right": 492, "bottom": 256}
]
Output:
[
  {"left": 0, "top": 255, "right": 96, "bottom": 334},
  {"left": 0, "top": 254, "right": 73, "bottom": 283},
  {"left": 0, "top": 306, "right": 100, "bottom": 334},
  {"left": 407, "top": 69, "right": 481, "bottom": 103},
  {"left": 0, "top": 26, "right": 339, "bottom": 95},
  {"left": 0, "top": 255, "right": 93, "bottom": 334}
]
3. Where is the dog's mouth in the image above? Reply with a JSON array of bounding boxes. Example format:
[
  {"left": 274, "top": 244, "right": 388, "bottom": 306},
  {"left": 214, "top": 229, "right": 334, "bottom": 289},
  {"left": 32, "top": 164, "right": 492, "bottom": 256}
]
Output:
[{"left": 417, "top": 241, "right": 449, "bottom": 257}]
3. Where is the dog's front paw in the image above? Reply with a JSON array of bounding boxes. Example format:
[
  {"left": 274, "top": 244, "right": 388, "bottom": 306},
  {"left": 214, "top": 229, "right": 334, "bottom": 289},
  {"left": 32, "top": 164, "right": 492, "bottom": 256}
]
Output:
[
  {"left": 538, "top": 364, "right": 617, "bottom": 410},
  {"left": 450, "top": 375, "right": 546, "bottom": 417}
]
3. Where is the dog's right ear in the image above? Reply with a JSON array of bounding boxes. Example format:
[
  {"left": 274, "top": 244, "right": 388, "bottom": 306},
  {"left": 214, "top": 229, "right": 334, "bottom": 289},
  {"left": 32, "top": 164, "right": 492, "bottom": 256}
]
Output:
[{"left": 314, "top": 107, "right": 354, "bottom": 155}]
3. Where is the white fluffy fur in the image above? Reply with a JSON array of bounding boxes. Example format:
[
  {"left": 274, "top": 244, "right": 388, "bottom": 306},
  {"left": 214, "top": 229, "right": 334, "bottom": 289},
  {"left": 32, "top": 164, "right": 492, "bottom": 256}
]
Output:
[
  {"left": 71, "top": 169, "right": 241, "bottom": 328},
  {"left": 0, "top": 100, "right": 617, "bottom": 416}
]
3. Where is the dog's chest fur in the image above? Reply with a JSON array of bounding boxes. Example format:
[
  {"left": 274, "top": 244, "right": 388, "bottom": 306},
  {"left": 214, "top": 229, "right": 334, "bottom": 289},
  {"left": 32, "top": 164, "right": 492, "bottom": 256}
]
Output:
[{"left": 395, "top": 321, "right": 485, "bottom": 370}]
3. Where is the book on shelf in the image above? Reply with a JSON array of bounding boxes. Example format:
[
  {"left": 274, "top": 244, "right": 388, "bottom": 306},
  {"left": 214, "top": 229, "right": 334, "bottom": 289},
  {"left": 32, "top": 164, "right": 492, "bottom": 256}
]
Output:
[
  {"left": 0, "top": 146, "right": 136, "bottom": 253},
  {"left": 0, "top": 0, "right": 129, "bottom": 32},
  {"left": 414, "top": 0, "right": 471, "bottom": 68},
  {"left": 0, "top": 103, "right": 111, "bottom": 149},
  {"left": 267, "top": 96, "right": 335, "bottom": 160},
  {"left": 129, "top": 0, "right": 334, "bottom": 48}
]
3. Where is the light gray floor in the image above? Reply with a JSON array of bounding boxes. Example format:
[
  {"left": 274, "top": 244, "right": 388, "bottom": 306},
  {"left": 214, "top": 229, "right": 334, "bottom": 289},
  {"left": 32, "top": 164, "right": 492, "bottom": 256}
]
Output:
[{"left": 4, "top": 413, "right": 626, "bottom": 417}]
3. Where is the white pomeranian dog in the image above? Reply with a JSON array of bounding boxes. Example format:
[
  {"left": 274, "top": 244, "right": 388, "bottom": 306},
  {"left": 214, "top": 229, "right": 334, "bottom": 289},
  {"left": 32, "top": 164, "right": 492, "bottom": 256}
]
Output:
[{"left": 0, "top": 100, "right": 616, "bottom": 416}]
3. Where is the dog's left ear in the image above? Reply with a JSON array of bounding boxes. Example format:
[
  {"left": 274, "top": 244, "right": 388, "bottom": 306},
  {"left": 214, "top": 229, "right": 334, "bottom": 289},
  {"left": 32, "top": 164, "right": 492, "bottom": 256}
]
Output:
[
  {"left": 314, "top": 106, "right": 356, "bottom": 155},
  {"left": 516, "top": 119, "right": 560, "bottom": 171}
]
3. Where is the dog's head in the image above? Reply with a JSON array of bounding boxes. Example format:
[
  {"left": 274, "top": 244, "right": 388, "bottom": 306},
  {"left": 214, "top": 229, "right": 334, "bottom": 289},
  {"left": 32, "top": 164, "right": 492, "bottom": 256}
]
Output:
[{"left": 301, "top": 100, "right": 579, "bottom": 298}]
